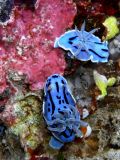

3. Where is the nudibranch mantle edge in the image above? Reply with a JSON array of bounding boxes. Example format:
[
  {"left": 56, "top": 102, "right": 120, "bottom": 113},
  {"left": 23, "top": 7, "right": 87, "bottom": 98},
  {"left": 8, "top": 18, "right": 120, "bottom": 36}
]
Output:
[{"left": 54, "top": 21, "right": 109, "bottom": 63}]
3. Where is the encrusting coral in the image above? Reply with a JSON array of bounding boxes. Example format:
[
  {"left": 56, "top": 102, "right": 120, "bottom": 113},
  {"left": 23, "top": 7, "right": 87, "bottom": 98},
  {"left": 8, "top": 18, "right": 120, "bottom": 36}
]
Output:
[
  {"left": 0, "top": 0, "right": 76, "bottom": 92},
  {"left": 1, "top": 94, "right": 43, "bottom": 159}
]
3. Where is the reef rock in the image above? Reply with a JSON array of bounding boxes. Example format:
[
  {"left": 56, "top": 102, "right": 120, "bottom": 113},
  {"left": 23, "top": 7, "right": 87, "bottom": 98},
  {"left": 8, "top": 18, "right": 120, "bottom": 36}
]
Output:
[
  {"left": 109, "top": 34, "right": 120, "bottom": 60},
  {"left": 0, "top": 0, "right": 76, "bottom": 92},
  {"left": 0, "top": 94, "right": 44, "bottom": 159}
]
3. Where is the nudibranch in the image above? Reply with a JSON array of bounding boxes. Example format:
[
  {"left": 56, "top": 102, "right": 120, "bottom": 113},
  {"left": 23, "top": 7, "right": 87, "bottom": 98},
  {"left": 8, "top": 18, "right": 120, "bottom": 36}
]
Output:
[
  {"left": 93, "top": 70, "right": 116, "bottom": 100},
  {"left": 54, "top": 21, "right": 109, "bottom": 63},
  {"left": 43, "top": 74, "right": 91, "bottom": 149}
]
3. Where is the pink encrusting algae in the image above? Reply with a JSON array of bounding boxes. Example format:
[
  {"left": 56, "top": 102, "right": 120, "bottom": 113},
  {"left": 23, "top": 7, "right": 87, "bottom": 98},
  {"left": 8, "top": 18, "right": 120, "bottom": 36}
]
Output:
[{"left": 0, "top": 0, "right": 76, "bottom": 92}]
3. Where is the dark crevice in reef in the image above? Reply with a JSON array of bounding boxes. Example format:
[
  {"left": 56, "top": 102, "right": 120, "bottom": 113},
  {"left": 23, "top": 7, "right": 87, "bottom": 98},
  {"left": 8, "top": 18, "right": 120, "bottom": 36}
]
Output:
[
  {"left": 0, "top": 0, "right": 37, "bottom": 22},
  {"left": 0, "top": 105, "right": 5, "bottom": 113},
  {"left": 109, "top": 144, "right": 120, "bottom": 149},
  {"left": 0, "top": 123, "right": 7, "bottom": 137},
  {"left": 0, "top": 0, "right": 14, "bottom": 23},
  {"left": 15, "top": 0, "right": 37, "bottom": 10},
  {"left": 0, "top": 88, "right": 11, "bottom": 100}
]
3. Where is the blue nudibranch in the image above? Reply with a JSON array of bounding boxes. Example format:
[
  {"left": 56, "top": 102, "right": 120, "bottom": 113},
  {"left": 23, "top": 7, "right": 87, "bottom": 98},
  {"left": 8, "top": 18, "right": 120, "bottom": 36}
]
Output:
[
  {"left": 43, "top": 74, "right": 91, "bottom": 149},
  {"left": 54, "top": 21, "right": 109, "bottom": 63}
]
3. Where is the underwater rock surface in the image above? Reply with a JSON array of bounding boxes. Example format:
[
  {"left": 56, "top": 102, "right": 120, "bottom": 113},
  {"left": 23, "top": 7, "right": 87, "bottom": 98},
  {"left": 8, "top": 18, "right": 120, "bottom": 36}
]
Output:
[
  {"left": 0, "top": 93, "right": 44, "bottom": 159},
  {"left": 1, "top": 62, "right": 120, "bottom": 160},
  {"left": 109, "top": 34, "right": 120, "bottom": 60},
  {"left": 0, "top": 0, "right": 76, "bottom": 92},
  {"left": 67, "top": 66, "right": 94, "bottom": 108},
  {"left": 0, "top": 0, "right": 120, "bottom": 160},
  {"left": 0, "top": 0, "right": 14, "bottom": 23}
]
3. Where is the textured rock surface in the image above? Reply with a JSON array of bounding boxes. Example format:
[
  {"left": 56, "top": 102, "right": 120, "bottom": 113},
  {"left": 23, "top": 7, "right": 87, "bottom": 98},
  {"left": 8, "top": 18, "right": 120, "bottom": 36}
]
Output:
[
  {"left": 109, "top": 34, "right": 120, "bottom": 60},
  {"left": 0, "top": 50, "right": 120, "bottom": 160},
  {"left": 0, "top": 0, "right": 14, "bottom": 23},
  {"left": 67, "top": 66, "right": 94, "bottom": 108},
  {"left": 5, "top": 94, "right": 44, "bottom": 159},
  {"left": 0, "top": 0, "right": 76, "bottom": 92},
  {"left": 0, "top": 0, "right": 120, "bottom": 160},
  {"left": 0, "top": 56, "right": 120, "bottom": 160}
]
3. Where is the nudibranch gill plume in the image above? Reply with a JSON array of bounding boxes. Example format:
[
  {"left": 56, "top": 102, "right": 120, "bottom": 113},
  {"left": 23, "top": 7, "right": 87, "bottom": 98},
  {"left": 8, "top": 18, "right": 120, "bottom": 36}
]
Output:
[
  {"left": 54, "top": 21, "right": 109, "bottom": 63},
  {"left": 43, "top": 74, "right": 91, "bottom": 149}
]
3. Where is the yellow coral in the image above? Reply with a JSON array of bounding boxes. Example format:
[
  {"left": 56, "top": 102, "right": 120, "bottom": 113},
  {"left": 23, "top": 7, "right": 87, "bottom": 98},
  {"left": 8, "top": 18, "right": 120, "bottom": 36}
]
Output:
[{"left": 103, "top": 16, "right": 119, "bottom": 40}]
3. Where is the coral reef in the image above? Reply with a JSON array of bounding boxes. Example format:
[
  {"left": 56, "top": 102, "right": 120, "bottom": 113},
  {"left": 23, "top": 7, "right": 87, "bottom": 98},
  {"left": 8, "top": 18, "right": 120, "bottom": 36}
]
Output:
[
  {"left": 109, "top": 34, "right": 120, "bottom": 60},
  {"left": 15, "top": 0, "right": 37, "bottom": 9},
  {"left": 0, "top": 0, "right": 120, "bottom": 160},
  {"left": 0, "top": 130, "right": 25, "bottom": 160},
  {"left": 67, "top": 66, "right": 94, "bottom": 109},
  {"left": 0, "top": 0, "right": 76, "bottom": 92},
  {"left": 0, "top": 123, "right": 6, "bottom": 136},
  {"left": 110, "top": 109, "right": 120, "bottom": 148},
  {"left": 1, "top": 94, "right": 44, "bottom": 159},
  {"left": 74, "top": 0, "right": 120, "bottom": 41},
  {"left": 75, "top": 0, "right": 120, "bottom": 20}
]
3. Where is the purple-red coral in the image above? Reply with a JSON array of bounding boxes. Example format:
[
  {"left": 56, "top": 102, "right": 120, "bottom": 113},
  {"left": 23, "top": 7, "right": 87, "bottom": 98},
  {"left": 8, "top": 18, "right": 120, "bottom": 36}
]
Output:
[{"left": 0, "top": 0, "right": 76, "bottom": 92}]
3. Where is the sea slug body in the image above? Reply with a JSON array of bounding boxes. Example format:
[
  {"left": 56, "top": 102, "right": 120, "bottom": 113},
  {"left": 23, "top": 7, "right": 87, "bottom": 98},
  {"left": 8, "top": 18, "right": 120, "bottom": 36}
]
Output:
[
  {"left": 43, "top": 74, "right": 91, "bottom": 149},
  {"left": 54, "top": 21, "right": 109, "bottom": 63}
]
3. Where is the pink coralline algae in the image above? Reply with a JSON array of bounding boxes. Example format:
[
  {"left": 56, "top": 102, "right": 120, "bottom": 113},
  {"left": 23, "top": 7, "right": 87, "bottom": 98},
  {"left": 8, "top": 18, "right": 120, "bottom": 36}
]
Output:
[{"left": 0, "top": 0, "right": 76, "bottom": 92}]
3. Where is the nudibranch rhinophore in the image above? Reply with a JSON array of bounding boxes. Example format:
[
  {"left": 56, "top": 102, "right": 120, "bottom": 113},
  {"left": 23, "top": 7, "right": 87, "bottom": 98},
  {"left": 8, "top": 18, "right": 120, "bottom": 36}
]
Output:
[
  {"left": 54, "top": 21, "right": 109, "bottom": 63},
  {"left": 43, "top": 74, "right": 91, "bottom": 149}
]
